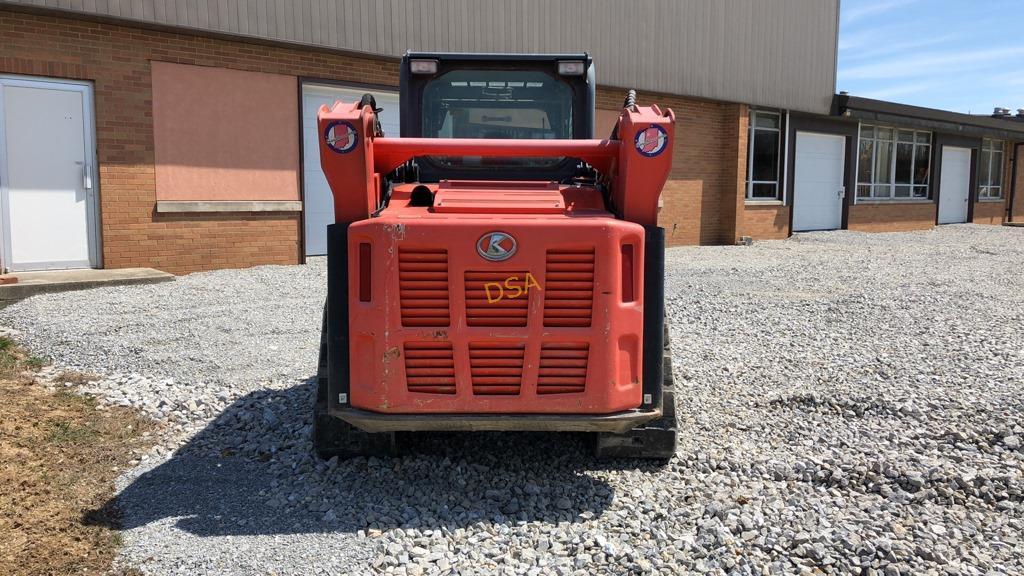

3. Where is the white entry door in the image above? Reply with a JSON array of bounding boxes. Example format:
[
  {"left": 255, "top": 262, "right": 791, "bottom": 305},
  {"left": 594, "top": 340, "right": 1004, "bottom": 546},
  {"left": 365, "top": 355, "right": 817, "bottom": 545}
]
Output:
[
  {"left": 792, "top": 132, "right": 846, "bottom": 232},
  {"left": 302, "top": 84, "right": 400, "bottom": 256},
  {"left": 938, "top": 146, "right": 971, "bottom": 224},
  {"left": 0, "top": 77, "right": 98, "bottom": 271}
]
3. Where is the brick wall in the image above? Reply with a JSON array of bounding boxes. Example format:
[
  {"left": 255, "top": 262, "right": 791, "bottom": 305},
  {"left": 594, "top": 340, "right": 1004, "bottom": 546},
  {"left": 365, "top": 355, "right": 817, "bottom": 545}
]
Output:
[
  {"left": 596, "top": 88, "right": 741, "bottom": 246},
  {"left": 972, "top": 201, "right": 1005, "bottom": 225},
  {"left": 0, "top": 9, "right": 398, "bottom": 274},
  {"left": 848, "top": 203, "right": 937, "bottom": 232}
]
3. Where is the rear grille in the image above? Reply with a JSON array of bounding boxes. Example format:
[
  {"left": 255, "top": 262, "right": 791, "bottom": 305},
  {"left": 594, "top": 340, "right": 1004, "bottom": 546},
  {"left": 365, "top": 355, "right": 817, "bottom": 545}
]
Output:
[
  {"left": 543, "top": 249, "right": 595, "bottom": 327},
  {"left": 399, "top": 249, "right": 450, "bottom": 327},
  {"left": 469, "top": 342, "right": 526, "bottom": 395},
  {"left": 537, "top": 343, "right": 589, "bottom": 394},
  {"left": 464, "top": 272, "right": 529, "bottom": 327},
  {"left": 404, "top": 341, "right": 455, "bottom": 394}
]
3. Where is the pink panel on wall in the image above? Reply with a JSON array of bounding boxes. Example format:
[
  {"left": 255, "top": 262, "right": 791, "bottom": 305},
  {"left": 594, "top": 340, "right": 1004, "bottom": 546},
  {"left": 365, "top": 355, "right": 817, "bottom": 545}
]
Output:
[
  {"left": 152, "top": 61, "right": 299, "bottom": 201},
  {"left": 595, "top": 109, "right": 621, "bottom": 140}
]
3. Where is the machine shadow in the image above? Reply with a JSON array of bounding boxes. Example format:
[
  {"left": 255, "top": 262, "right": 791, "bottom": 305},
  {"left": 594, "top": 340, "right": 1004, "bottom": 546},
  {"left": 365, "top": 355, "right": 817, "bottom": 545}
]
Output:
[{"left": 85, "top": 378, "right": 648, "bottom": 537}]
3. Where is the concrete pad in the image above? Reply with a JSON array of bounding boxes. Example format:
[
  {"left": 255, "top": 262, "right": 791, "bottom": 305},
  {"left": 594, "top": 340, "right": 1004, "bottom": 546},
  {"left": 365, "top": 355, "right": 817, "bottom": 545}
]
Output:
[{"left": 0, "top": 268, "right": 174, "bottom": 301}]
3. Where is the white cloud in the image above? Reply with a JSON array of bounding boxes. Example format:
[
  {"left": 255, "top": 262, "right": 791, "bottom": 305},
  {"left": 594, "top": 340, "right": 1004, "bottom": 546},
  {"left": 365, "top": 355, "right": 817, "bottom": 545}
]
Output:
[
  {"left": 857, "top": 81, "right": 940, "bottom": 101},
  {"left": 840, "top": 46, "right": 1024, "bottom": 80},
  {"left": 842, "top": 0, "right": 921, "bottom": 25},
  {"left": 841, "top": 34, "right": 959, "bottom": 62}
]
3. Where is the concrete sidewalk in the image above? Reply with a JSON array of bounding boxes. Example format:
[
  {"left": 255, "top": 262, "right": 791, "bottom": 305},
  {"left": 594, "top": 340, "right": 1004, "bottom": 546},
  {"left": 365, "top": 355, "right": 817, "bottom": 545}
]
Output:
[{"left": 0, "top": 268, "right": 174, "bottom": 301}]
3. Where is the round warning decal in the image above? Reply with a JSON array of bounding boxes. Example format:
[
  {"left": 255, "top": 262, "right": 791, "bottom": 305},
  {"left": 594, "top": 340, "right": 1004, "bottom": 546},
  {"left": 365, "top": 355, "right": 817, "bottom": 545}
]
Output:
[
  {"left": 634, "top": 124, "right": 668, "bottom": 157},
  {"left": 324, "top": 120, "right": 359, "bottom": 154},
  {"left": 477, "top": 232, "right": 517, "bottom": 261}
]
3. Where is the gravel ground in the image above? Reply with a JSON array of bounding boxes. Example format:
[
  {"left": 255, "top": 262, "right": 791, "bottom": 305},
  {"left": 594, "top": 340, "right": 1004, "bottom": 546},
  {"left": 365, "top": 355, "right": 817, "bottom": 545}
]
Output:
[{"left": 3, "top": 224, "right": 1023, "bottom": 575}]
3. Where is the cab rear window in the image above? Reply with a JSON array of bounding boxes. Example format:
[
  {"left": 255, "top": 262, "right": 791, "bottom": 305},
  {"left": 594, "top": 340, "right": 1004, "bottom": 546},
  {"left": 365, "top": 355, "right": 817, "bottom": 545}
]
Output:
[{"left": 420, "top": 70, "right": 573, "bottom": 170}]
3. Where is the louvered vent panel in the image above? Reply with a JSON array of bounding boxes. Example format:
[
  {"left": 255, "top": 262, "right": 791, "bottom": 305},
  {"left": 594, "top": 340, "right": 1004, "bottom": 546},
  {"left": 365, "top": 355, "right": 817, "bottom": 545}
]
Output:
[
  {"left": 404, "top": 341, "right": 455, "bottom": 394},
  {"left": 469, "top": 342, "right": 526, "bottom": 395},
  {"left": 464, "top": 272, "right": 529, "bottom": 327},
  {"left": 537, "top": 343, "right": 589, "bottom": 394},
  {"left": 544, "top": 249, "right": 595, "bottom": 327},
  {"left": 399, "top": 249, "right": 450, "bottom": 327}
]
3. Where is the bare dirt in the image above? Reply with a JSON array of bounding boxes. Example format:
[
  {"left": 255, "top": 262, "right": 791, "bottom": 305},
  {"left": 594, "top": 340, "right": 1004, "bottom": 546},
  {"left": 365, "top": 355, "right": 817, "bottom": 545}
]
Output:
[{"left": 0, "top": 337, "right": 153, "bottom": 576}]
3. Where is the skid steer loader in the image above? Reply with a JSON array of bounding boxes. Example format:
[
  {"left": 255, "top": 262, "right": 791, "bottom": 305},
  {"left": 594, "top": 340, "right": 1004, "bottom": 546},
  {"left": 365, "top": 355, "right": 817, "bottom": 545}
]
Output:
[{"left": 314, "top": 52, "right": 677, "bottom": 460}]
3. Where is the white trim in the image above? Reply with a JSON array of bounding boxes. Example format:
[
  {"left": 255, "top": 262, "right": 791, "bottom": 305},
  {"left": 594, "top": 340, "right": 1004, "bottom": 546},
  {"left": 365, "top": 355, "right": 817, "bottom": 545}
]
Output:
[
  {"left": 782, "top": 110, "right": 790, "bottom": 204},
  {"left": 745, "top": 109, "right": 783, "bottom": 201},
  {"left": 0, "top": 75, "right": 101, "bottom": 272},
  {"left": 855, "top": 123, "right": 932, "bottom": 202},
  {"left": 853, "top": 122, "right": 861, "bottom": 206},
  {"left": 856, "top": 199, "right": 933, "bottom": 205},
  {"left": 156, "top": 200, "right": 303, "bottom": 213},
  {"left": 745, "top": 200, "right": 785, "bottom": 206},
  {"left": 979, "top": 138, "right": 1005, "bottom": 201}
]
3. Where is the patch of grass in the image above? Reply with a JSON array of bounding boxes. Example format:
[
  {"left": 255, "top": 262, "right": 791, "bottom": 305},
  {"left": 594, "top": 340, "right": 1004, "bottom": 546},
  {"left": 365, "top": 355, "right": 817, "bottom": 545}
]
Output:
[
  {"left": 0, "top": 335, "right": 46, "bottom": 378},
  {"left": 46, "top": 419, "right": 100, "bottom": 445},
  {"left": 0, "top": 368, "right": 155, "bottom": 575}
]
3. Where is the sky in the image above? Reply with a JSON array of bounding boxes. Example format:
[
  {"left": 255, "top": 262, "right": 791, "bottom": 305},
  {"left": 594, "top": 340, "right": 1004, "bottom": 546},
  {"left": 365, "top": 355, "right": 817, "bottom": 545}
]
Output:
[{"left": 837, "top": 0, "right": 1024, "bottom": 114}]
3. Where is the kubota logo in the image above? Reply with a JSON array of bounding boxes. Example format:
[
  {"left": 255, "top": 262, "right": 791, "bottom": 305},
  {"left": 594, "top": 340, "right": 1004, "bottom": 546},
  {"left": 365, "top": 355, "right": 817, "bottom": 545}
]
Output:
[
  {"left": 477, "top": 232, "right": 517, "bottom": 261},
  {"left": 635, "top": 124, "right": 668, "bottom": 157},
  {"left": 324, "top": 120, "right": 358, "bottom": 154}
]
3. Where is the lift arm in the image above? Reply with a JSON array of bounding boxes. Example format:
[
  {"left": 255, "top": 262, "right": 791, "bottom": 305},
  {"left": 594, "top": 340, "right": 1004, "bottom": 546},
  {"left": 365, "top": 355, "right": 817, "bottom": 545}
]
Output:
[{"left": 317, "top": 100, "right": 675, "bottom": 225}]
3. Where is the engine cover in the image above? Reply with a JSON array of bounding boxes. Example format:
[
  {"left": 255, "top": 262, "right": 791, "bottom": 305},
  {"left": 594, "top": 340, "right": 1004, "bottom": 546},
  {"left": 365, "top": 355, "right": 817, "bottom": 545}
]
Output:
[{"left": 346, "top": 198, "right": 646, "bottom": 414}]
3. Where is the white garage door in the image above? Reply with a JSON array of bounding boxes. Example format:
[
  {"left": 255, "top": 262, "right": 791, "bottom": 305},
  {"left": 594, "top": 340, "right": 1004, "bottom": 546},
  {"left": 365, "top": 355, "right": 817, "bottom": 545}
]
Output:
[
  {"left": 302, "top": 84, "right": 399, "bottom": 256},
  {"left": 938, "top": 146, "right": 971, "bottom": 225},
  {"left": 792, "top": 132, "right": 846, "bottom": 232}
]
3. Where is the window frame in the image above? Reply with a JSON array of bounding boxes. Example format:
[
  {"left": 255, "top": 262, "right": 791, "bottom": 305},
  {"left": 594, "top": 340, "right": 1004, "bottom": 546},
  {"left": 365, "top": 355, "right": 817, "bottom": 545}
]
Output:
[
  {"left": 979, "top": 138, "right": 1005, "bottom": 201},
  {"left": 745, "top": 109, "right": 784, "bottom": 201},
  {"left": 855, "top": 124, "right": 933, "bottom": 202}
]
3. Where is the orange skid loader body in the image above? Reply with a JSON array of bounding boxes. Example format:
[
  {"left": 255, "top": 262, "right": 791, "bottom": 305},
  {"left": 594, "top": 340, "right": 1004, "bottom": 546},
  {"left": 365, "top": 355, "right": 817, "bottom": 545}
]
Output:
[{"left": 314, "top": 87, "right": 676, "bottom": 451}]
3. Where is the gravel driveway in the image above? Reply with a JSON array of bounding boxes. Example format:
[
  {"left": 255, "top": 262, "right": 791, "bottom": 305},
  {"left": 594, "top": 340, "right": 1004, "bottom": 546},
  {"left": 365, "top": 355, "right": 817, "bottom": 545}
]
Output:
[{"left": 3, "top": 224, "right": 1023, "bottom": 575}]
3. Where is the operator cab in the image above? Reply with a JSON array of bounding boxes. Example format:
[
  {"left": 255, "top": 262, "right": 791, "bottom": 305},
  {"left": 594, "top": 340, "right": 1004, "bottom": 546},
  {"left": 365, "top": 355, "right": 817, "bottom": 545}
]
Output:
[{"left": 398, "top": 52, "right": 596, "bottom": 183}]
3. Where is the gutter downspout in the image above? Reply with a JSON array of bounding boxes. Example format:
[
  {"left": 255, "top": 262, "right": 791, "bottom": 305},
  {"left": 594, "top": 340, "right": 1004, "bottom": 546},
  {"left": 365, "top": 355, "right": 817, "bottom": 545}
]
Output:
[{"left": 1009, "top": 142, "right": 1023, "bottom": 223}]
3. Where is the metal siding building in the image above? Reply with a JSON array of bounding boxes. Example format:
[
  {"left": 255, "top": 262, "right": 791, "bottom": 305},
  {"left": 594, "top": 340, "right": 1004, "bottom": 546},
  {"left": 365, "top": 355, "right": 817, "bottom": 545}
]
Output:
[{"left": 2, "top": 0, "right": 839, "bottom": 113}]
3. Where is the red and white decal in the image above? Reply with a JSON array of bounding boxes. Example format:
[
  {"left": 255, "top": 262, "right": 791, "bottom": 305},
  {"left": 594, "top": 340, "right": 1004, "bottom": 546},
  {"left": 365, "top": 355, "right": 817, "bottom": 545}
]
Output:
[
  {"left": 324, "top": 120, "right": 359, "bottom": 154},
  {"left": 634, "top": 124, "right": 668, "bottom": 157}
]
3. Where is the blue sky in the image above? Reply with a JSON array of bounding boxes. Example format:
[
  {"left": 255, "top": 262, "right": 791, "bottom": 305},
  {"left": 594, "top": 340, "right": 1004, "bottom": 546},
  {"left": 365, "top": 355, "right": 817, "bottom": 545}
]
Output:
[{"left": 837, "top": 0, "right": 1024, "bottom": 113}]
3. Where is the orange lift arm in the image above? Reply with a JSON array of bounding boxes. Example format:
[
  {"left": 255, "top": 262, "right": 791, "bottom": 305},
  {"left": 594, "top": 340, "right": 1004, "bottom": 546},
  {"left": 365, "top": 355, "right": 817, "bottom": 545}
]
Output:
[{"left": 317, "top": 100, "right": 675, "bottom": 226}]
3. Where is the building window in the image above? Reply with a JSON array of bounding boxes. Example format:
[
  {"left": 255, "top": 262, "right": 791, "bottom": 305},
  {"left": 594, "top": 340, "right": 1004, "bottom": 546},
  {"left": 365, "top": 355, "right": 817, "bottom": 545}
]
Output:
[
  {"left": 857, "top": 125, "right": 931, "bottom": 200},
  {"left": 746, "top": 110, "right": 782, "bottom": 200},
  {"left": 980, "top": 139, "right": 1005, "bottom": 200}
]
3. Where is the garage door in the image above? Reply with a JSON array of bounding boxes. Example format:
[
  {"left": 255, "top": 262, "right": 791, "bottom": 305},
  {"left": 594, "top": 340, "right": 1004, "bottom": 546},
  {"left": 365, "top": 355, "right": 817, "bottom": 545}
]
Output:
[
  {"left": 938, "top": 146, "right": 971, "bottom": 225},
  {"left": 792, "top": 132, "right": 846, "bottom": 232},
  {"left": 0, "top": 76, "right": 99, "bottom": 271},
  {"left": 302, "top": 84, "right": 399, "bottom": 256}
]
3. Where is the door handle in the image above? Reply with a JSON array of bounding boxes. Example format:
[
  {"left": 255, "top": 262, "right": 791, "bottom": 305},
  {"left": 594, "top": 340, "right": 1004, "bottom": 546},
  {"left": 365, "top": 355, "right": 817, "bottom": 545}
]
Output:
[
  {"left": 838, "top": 188, "right": 846, "bottom": 199},
  {"left": 83, "top": 163, "right": 93, "bottom": 190}
]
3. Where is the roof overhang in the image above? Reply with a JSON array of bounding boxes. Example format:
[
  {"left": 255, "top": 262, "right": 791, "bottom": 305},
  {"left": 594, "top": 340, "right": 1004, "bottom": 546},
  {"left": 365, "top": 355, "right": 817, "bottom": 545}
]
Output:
[{"left": 834, "top": 95, "right": 1024, "bottom": 141}]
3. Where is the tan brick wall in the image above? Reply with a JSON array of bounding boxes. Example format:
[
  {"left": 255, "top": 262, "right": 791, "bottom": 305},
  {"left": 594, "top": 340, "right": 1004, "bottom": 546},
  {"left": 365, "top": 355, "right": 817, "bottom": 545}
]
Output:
[
  {"left": 596, "top": 88, "right": 742, "bottom": 246},
  {"left": 741, "top": 204, "right": 791, "bottom": 239},
  {"left": 0, "top": 9, "right": 398, "bottom": 275},
  {"left": 848, "top": 203, "right": 936, "bottom": 232},
  {"left": 972, "top": 201, "right": 1005, "bottom": 225}
]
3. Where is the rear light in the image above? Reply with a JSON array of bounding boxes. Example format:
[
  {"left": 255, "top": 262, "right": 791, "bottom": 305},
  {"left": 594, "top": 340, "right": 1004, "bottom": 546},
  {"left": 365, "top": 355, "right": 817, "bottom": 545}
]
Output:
[
  {"left": 409, "top": 59, "right": 438, "bottom": 74},
  {"left": 557, "top": 60, "right": 586, "bottom": 76},
  {"left": 621, "top": 244, "right": 635, "bottom": 303},
  {"left": 358, "top": 243, "right": 372, "bottom": 302}
]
